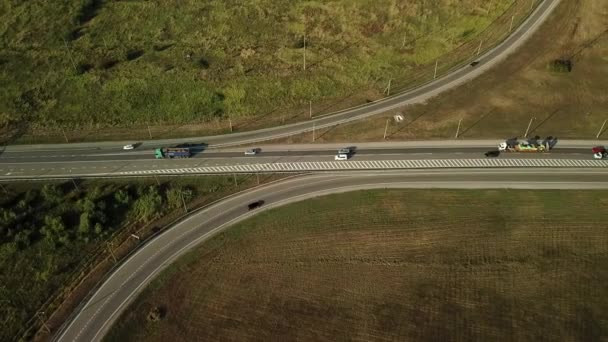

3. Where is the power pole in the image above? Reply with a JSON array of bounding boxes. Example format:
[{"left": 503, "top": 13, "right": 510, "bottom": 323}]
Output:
[
  {"left": 106, "top": 242, "right": 117, "bottom": 263},
  {"left": 383, "top": 119, "right": 390, "bottom": 140},
  {"left": 476, "top": 40, "right": 483, "bottom": 56},
  {"left": 229, "top": 117, "right": 233, "bottom": 132},
  {"left": 61, "top": 127, "right": 69, "bottom": 143},
  {"left": 303, "top": 31, "right": 307, "bottom": 71},
  {"left": 71, "top": 178, "right": 79, "bottom": 191},
  {"left": 509, "top": 16, "right": 515, "bottom": 32},
  {"left": 312, "top": 122, "right": 316, "bottom": 142},
  {"left": 524, "top": 117, "right": 536, "bottom": 138},
  {"left": 597, "top": 119, "right": 607, "bottom": 138},
  {"left": 256, "top": 172, "right": 260, "bottom": 185},
  {"left": 309, "top": 100, "right": 312, "bottom": 119},
  {"left": 36, "top": 311, "right": 51, "bottom": 333},
  {"left": 233, "top": 173, "right": 238, "bottom": 188},
  {"left": 385, "top": 79, "right": 392, "bottom": 96},
  {"left": 147, "top": 124, "right": 153, "bottom": 139},
  {"left": 433, "top": 60, "right": 439, "bottom": 79},
  {"left": 130, "top": 234, "right": 140, "bottom": 241},
  {"left": 62, "top": 38, "right": 77, "bottom": 73},
  {"left": 455, "top": 118, "right": 463, "bottom": 138},
  {"left": 180, "top": 190, "right": 188, "bottom": 213}
]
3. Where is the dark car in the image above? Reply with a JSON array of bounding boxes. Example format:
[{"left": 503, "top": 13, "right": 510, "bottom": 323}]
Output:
[
  {"left": 247, "top": 200, "right": 265, "bottom": 211},
  {"left": 484, "top": 150, "right": 500, "bottom": 158},
  {"left": 470, "top": 61, "right": 480, "bottom": 67}
]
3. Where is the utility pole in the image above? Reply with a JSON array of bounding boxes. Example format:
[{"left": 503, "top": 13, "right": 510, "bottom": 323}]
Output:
[
  {"left": 509, "top": 16, "right": 515, "bottom": 32},
  {"left": 597, "top": 119, "right": 607, "bottom": 138},
  {"left": 385, "top": 79, "right": 392, "bottom": 96},
  {"left": 233, "top": 173, "right": 238, "bottom": 188},
  {"left": 524, "top": 117, "right": 536, "bottom": 138},
  {"left": 147, "top": 124, "right": 153, "bottom": 139},
  {"left": 476, "top": 40, "right": 483, "bottom": 56},
  {"left": 312, "top": 122, "right": 316, "bottom": 142},
  {"left": 130, "top": 234, "right": 140, "bottom": 241},
  {"left": 62, "top": 38, "right": 77, "bottom": 73},
  {"left": 180, "top": 190, "right": 188, "bottom": 213},
  {"left": 455, "top": 118, "right": 463, "bottom": 138},
  {"left": 309, "top": 100, "right": 312, "bottom": 119},
  {"left": 107, "top": 242, "right": 117, "bottom": 263},
  {"left": 153, "top": 174, "right": 160, "bottom": 186},
  {"left": 229, "top": 117, "right": 233, "bottom": 132},
  {"left": 383, "top": 119, "right": 390, "bottom": 140},
  {"left": 433, "top": 60, "right": 439, "bottom": 79},
  {"left": 61, "top": 127, "right": 69, "bottom": 143},
  {"left": 36, "top": 311, "right": 51, "bottom": 333},
  {"left": 256, "top": 172, "right": 260, "bottom": 185},
  {"left": 71, "top": 178, "right": 79, "bottom": 191},
  {"left": 303, "top": 31, "right": 306, "bottom": 71}
]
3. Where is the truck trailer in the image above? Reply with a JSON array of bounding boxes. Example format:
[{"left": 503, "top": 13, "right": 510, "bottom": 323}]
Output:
[
  {"left": 154, "top": 147, "right": 191, "bottom": 159},
  {"left": 498, "top": 137, "right": 556, "bottom": 153}
]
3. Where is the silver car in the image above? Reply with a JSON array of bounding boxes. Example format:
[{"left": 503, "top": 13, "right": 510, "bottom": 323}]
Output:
[{"left": 244, "top": 148, "right": 259, "bottom": 156}]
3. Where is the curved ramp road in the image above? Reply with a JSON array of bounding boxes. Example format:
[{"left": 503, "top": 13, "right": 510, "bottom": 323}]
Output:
[
  {"left": 55, "top": 169, "right": 608, "bottom": 342},
  {"left": 5, "top": 0, "right": 561, "bottom": 154}
]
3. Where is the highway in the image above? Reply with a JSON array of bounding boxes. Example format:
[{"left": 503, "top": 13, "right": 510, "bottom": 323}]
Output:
[
  {"left": 55, "top": 169, "right": 608, "bottom": 342},
  {"left": 1, "top": 141, "right": 607, "bottom": 180},
  {"left": 5, "top": 0, "right": 561, "bottom": 154}
]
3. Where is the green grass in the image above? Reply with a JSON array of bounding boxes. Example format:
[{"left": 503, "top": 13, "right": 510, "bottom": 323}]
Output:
[
  {"left": 0, "top": 0, "right": 513, "bottom": 137},
  {"left": 106, "top": 189, "right": 608, "bottom": 341}
]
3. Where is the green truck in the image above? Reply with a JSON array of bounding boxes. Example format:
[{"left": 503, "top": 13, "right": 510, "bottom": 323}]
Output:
[{"left": 154, "top": 147, "right": 191, "bottom": 159}]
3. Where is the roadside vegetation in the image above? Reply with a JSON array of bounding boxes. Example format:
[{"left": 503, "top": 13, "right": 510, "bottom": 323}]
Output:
[
  {"left": 274, "top": 0, "right": 608, "bottom": 143},
  {"left": 0, "top": 174, "right": 283, "bottom": 341},
  {"left": 107, "top": 189, "right": 608, "bottom": 341},
  {"left": 0, "top": 0, "right": 516, "bottom": 143}
]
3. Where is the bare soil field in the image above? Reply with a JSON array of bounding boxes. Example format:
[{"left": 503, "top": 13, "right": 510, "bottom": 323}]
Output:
[
  {"left": 107, "top": 189, "right": 608, "bottom": 341},
  {"left": 274, "top": 0, "right": 608, "bottom": 143}
]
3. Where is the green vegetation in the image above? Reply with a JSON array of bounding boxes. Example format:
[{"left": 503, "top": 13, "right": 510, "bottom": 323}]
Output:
[
  {"left": 0, "top": 0, "right": 512, "bottom": 136},
  {"left": 0, "top": 174, "right": 268, "bottom": 341},
  {"left": 108, "top": 189, "right": 608, "bottom": 341}
]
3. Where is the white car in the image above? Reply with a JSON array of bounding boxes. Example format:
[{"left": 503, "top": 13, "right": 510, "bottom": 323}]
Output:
[
  {"left": 334, "top": 154, "right": 348, "bottom": 161},
  {"left": 244, "top": 148, "right": 259, "bottom": 156},
  {"left": 122, "top": 144, "right": 135, "bottom": 150},
  {"left": 594, "top": 152, "right": 606, "bottom": 160}
]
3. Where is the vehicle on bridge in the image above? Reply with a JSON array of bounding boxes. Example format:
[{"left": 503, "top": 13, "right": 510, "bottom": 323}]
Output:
[
  {"left": 498, "top": 137, "right": 556, "bottom": 153},
  {"left": 593, "top": 146, "right": 607, "bottom": 159},
  {"left": 154, "top": 147, "right": 191, "bottom": 159}
]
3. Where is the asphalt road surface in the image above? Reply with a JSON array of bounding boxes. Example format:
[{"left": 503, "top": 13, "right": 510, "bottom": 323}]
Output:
[
  {"left": 55, "top": 169, "right": 608, "bottom": 342},
  {"left": 5, "top": 0, "right": 561, "bottom": 153},
  {"left": 1, "top": 142, "right": 604, "bottom": 180}
]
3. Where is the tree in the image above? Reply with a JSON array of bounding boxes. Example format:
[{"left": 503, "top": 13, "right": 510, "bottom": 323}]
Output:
[
  {"left": 78, "top": 212, "right": 91, "bottom": 236},
  {"left": 114, "top": 189, "right": 131, "bottom": 205},
  {"left": 41, "top": 215, "right": 68, "bottom": 248},
  {"left": 41, "top": 184, "right": 62, "bottom": 204},
  {"left": 132, "top": 186, "right": 163, "bottom": 222}
]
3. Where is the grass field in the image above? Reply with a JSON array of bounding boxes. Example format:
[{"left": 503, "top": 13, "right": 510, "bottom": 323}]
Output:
[
  {"left": 0, "top": 174, "right": 284, "bottom": 341},
  {"left": 275, "top": 0, "right": 608, "bottom": 143},
  {"left": 107, "top": 189, "right": 608, "bottom": 341},
  {"left": 0, "top": 0, "right": 518, "bottom": 143}
]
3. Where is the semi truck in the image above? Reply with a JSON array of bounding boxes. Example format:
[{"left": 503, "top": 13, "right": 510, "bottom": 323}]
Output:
[
  {"left": 154, "top": 147, "right": 191, "bottom": 159},
  {"left": 498, "top": 137, "right": 556, "bottom": 153}
]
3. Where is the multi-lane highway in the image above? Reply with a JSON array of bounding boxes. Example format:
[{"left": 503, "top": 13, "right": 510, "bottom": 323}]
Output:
[
  {"left": 1, "top": 141, "right": 607, "bottom": 180},
  {"left": 54, "top": 169, "right": 608, "bottom": 342}
]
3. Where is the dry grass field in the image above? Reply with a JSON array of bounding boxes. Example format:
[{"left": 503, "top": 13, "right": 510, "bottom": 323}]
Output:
[
  {"left": 107, "top": 189, "right": 608, "bottom": 341},
  {"left": 276, "top": 0, "right": 608, "bottom": 143}
]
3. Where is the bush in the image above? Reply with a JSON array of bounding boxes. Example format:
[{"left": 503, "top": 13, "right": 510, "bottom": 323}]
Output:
[{"left": 548, "top": 59, "right": 572, "bottom": 73}]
